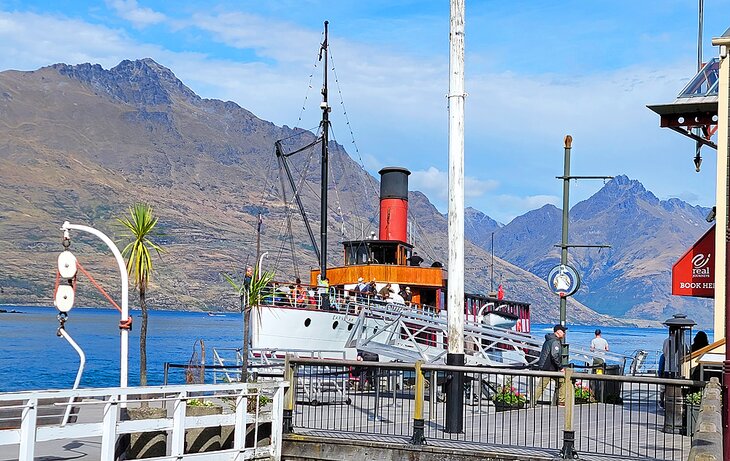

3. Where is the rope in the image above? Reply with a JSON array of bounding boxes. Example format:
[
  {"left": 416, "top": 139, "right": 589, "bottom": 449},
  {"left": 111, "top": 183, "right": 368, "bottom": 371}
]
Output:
[
  {"left": 75, "top": 261, "right": 122, "bottom": 313},
  {"left": 329, "top": 49, "right": 380, "bottom": 238},
  {"left": 75, "top": 261, "right": 132, "bottom": 330}
]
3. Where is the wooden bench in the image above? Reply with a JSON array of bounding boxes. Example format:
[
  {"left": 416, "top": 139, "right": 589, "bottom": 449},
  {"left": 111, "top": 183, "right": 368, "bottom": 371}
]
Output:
[{"left": 0, "top": 398, "right": 80, "bottom": 430}]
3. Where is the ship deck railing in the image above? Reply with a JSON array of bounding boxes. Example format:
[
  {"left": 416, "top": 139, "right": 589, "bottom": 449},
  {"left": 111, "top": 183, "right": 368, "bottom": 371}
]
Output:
[
  {"left": 283, "top": 356, "right": 707, "bottom": 461},
  {"left": 0, "top": 380, "right": 287, "bottom": 461}
]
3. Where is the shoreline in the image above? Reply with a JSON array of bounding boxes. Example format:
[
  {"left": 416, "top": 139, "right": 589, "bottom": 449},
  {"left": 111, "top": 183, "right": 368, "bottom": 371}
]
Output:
[{"left": 0, "top": 302, "right": 669, "bottom": 328}]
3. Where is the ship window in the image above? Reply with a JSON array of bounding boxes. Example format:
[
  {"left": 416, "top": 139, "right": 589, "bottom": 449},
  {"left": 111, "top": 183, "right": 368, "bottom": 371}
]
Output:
[
  {"left": 304, "top": 318, "right": 311, "bottom": 327},
  {"left": 345, "top": 243, "right": 370, "bottom": 265},
  {"left": 347, "top": 323, "right": 353, "bottom": 331},
  {"left": 332, "top": 321, "right": 339, "bottom": 330}
]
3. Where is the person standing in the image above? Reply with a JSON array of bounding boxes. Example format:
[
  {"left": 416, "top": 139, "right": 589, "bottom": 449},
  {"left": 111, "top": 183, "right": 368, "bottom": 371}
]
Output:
[
  {"left": 407, "top": 251, "right": 424, "bottom": 266},
  {"left": 590, "top": 329, "right": 609, "bottom": 370},
  {"left": 378, "top": 282, "right": 392, "bottom": 300},
  {"left": 355, "top": 277, "right": 368, "bottom": 299},
  {"left": 533, "top": 324, "right": 567, "bottom": 406},
  {"left": 400, "top": 286, "right": 413, "bottom": 306},
  {"left": 691, "top": 331, "right": 709, "bottom": 352},
  {"left": 590, "top": 329, "right": 609, "bottom": 353}
]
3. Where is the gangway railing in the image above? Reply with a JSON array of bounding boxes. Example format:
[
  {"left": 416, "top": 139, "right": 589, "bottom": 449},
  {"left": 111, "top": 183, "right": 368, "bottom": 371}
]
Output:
[{"left": 344, "top": 301, "right": 626, "bottom": 368}]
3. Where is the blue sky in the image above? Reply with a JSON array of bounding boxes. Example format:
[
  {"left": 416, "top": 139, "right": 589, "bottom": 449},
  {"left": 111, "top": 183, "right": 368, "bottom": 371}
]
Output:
[{"left": 1, "top": 0, "right": 728, "bottom": 223}]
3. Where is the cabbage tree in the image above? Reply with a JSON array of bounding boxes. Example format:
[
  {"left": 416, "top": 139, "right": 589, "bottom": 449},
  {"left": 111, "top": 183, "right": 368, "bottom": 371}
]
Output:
[
  {"left": 118, "top": 203, "right": 163, "bottom": 386},
  {"left": 223, "top": 266, "right": 275, "bottom": 380}
]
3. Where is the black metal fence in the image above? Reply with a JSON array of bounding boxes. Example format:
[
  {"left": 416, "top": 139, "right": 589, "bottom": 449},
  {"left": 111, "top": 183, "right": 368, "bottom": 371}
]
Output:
[{"left": 285, "top": 357, "right": 705, "bottom": 460}]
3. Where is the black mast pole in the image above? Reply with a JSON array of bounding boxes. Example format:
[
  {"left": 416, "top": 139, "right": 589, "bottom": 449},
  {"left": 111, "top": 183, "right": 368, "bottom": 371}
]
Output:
[{"left": 319, "top": 21, "right": 330, "bottom": 308}]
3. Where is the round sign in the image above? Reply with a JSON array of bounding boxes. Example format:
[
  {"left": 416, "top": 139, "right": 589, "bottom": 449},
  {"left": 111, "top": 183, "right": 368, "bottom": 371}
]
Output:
[{"left": 547, "top": 264, "right": 581, "bottom": 297}]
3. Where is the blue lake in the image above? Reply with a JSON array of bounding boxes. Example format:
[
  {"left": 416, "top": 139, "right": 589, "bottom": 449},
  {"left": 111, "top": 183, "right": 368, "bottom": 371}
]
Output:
[{"left": 0, "top": 306, "right": 712, "bottom": 392}]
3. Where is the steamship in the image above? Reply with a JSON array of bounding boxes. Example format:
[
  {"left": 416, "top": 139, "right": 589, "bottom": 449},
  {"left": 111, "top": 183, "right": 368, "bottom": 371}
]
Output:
[
  {"left": 250, "top": 23, "right": 531, "bottom": 364},
  {"left": 251, "top": 166, "right": 531, "bottom": 362}
]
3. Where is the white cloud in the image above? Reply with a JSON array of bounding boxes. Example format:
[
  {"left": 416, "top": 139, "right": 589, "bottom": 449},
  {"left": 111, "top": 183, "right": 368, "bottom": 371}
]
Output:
[
  {"left": 0, "top": 6, "right": 716, "bottom": 227},
  {"left": 106, "top": 0, "right": 165, "bottom": 27},
  {"left": 410, "top": 166, "right": 499, "bottom": 207}
]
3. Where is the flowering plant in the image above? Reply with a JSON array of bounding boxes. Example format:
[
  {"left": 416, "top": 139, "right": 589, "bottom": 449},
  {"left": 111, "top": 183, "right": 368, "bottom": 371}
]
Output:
[
  {"left": 493, "top": 385, "right": 527, "bottom": 405},
  {"left": 574, "top": 384, "right": 594, "bottom": 403}
]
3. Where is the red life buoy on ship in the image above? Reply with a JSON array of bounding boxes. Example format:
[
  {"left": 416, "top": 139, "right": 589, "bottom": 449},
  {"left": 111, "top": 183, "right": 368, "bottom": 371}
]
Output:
[{"left": 515, "top": 320, "right": 523, "bottom": 332}]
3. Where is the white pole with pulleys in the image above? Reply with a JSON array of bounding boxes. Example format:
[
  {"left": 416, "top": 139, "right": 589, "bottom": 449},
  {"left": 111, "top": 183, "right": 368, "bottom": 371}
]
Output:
[{"left": 60, "top": 221, "right": 129, "bottom": 398}]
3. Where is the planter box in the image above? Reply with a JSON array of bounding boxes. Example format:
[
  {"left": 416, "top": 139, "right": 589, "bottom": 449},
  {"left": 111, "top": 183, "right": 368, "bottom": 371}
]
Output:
[
  {"left": 186, "top": 405, "right": 223, "bottom": 453},
  {"left": 494, "top": 401, "right": 525, "bottom": 412},
  {"left": 685, "top": 403, "right": 700, "bottom": 437},
  {"left": 125, "top": 406, "right": 168, "bottom": 459}
]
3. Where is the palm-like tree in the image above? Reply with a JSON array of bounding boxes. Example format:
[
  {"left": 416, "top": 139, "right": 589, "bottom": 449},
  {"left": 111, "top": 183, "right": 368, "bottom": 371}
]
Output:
[
  {"left": 118, "top": 203, "right": 163, "bottom": 386},
  {"left": 223, "top": 266, "right": 275, "bottom": 381}
]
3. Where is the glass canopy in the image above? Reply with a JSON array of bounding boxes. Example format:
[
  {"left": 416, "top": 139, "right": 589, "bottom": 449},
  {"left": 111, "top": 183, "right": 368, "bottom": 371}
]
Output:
[{"left": 677, "top": 58, "right": 720, "bottom": 99}]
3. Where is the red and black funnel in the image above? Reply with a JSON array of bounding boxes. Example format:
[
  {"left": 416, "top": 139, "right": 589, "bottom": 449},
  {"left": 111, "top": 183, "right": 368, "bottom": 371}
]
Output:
[{"left": 378, "top": 167, "right": 411, "bottom": 242}]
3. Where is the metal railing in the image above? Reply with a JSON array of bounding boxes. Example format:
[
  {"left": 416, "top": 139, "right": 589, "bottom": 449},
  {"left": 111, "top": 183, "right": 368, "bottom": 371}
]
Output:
[
  {"left": 283, "top": 357, "right": 705, "bottom": 460},
  {"left": 0, "top": 381, "right": 287, "bottom": 461}
]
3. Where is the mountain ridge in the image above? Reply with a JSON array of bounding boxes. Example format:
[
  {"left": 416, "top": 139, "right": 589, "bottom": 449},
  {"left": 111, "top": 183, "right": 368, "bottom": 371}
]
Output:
[{"left": 0, "top": 58, "right": 684, "bottom": 327}]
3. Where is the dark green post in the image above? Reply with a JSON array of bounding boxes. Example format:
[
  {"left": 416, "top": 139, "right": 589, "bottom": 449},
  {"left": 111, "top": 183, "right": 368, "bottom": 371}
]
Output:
[{"left": 559, "top": 135, "right": 572, "bottom": 366}]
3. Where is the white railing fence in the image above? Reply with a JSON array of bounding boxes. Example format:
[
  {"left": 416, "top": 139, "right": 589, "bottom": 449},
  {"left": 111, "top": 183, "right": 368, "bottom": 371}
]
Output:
[{"left": 0, "top": 381, "right": 287, "bottom": 461}]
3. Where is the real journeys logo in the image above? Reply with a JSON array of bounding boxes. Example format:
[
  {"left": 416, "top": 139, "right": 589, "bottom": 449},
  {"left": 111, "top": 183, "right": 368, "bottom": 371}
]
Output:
[{"left": 691, "top": 253, "right": 711, "bottom": 279}]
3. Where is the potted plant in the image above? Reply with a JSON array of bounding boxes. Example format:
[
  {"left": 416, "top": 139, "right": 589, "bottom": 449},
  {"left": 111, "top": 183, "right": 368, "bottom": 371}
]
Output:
[
  {"left": 492, "top": 384, "right": 527, "bottom": 411},
  {"left": 575, "top": 384, "right": 595, "bottom": 404},
  {"left": 685, "top": 391, "right": 702, "bottom": 436}
]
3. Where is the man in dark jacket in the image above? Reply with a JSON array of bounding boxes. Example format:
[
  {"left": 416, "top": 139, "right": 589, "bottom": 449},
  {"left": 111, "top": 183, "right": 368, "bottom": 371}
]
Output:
[{"left": 533, "top": 324, "right": 567, "bottom": 405}]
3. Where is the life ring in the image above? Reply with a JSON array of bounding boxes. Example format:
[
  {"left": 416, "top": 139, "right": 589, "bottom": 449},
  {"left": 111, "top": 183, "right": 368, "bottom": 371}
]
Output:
[{"left": 515, "top": 320, "right": 523, "bottom": 332}]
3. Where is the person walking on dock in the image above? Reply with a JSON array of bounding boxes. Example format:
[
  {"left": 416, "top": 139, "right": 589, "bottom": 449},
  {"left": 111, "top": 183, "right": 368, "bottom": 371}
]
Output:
[
  {"left": 533, "top": 324, "right": 567, "bottom": 406},
  {"left": 590, "top": 329, "right": 609, "bottom": 354},
  {"left": 590, "top": 329, "right": 609, "bottom": 370}
]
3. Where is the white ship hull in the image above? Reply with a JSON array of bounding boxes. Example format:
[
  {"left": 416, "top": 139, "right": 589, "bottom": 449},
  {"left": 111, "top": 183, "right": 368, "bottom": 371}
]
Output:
[{"left": 251, "top": 305, "right": 362, "bottom": 359}]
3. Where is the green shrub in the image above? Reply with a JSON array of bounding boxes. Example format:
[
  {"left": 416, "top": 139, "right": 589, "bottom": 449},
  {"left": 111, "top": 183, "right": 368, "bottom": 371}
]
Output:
[{"left": 686, "top": 391, "right": 702, "bottom": 405}]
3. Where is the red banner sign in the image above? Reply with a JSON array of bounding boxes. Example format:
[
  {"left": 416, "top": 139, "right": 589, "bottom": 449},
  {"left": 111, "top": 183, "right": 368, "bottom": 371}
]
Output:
[{"left": 672, "top": 225, "right": 715, "bottom": 298}]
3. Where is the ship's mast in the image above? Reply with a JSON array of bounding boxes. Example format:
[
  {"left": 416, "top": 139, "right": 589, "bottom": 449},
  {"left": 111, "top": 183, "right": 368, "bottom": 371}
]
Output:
[
  {"left": 319, "top": 21, "right": 330, "bottom": 280},
  {"left": 445, "top": 0, "right": 465, "bottom": 433}
]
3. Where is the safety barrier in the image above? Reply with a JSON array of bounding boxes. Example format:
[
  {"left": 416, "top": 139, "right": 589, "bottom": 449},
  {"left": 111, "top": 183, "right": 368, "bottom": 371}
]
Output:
[{"left": 284, "top": 357, "right": 705, "bottom": 460}]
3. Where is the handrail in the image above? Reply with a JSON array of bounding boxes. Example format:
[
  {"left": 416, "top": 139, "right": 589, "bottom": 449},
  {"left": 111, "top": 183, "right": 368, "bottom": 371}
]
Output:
[
  {"left": 287, "top": 356, "right": 707, "bottom": 387},
  {"left": 687, "top": 337, "right": 725, "bottom": 361}
]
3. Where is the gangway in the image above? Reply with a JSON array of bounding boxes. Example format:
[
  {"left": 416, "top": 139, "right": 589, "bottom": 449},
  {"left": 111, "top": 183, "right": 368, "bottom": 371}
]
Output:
[{"left": 344, "top": 302, "right": 627, "bottom": 368}]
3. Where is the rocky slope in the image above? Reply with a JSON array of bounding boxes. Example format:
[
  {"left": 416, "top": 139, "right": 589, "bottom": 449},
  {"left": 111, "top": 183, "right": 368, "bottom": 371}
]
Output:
[
  {"left": 0, "top": 58, "right": 615, "bottom": 325},
  {"left": 466, "top": 176, "right": 714, "bottom": 326}
]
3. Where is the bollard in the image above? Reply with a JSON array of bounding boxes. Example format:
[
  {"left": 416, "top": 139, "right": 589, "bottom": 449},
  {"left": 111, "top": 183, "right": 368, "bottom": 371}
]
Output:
[
  {"left": 282, "top": 354, "right": 295, "bottom": 434},
  {"left": 663, "top": 385, "right": 684, "bottom": 434},
  {"left": 559, "top": 368, "right": 578, "bottom": 459},
  {"left": 410, "top": 361, "right": 426, "bottom": 445}
]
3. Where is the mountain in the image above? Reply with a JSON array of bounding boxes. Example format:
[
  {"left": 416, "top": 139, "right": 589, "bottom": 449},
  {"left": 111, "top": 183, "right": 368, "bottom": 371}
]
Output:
[
  {"left": 464, "top": 207, "right": 502, "bottom": 250},
  {"left": 467, "top": 175, "right": 714, "bottom": 326},
  {"left": 0, "top": 58, "right": 617, "bottom": 325}
]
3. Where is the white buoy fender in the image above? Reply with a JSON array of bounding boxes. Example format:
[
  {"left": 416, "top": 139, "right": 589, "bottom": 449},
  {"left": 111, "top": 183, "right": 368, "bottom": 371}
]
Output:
[
  {"left": 55, "top": 285, "right": 75, "bottom": 313},
  {"left": 58, "top": 251, "right": 77, "bottom": 279}
]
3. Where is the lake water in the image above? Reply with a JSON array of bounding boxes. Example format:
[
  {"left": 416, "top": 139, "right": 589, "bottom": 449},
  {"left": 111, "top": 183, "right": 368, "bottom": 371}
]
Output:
[{"left": 0, "top": 306, "right": 713, "bottom": 392}]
